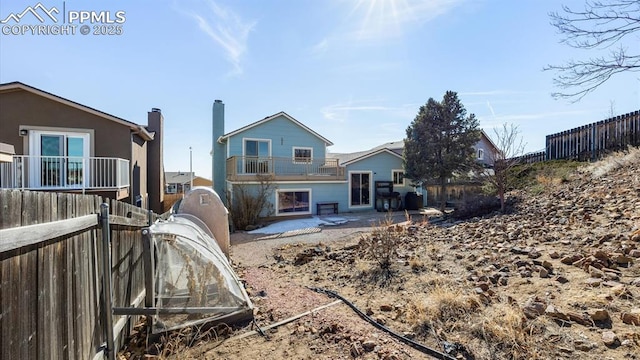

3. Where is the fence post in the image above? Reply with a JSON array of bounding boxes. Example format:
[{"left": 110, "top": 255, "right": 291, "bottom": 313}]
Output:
[{"left": 100, "top": 203, "right": 116, "bottom": 360}]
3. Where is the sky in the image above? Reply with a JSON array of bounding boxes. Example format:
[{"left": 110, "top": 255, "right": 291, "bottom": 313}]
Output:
[{"left": 1, "top": 0, "right": 638, "bottom": 179}]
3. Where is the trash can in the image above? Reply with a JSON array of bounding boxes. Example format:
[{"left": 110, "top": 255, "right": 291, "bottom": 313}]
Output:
[{"left": 404, "top": 192, "right": 423, "bottom": 210}]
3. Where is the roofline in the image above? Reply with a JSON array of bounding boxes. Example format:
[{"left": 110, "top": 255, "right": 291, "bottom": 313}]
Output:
[
  {"left": 479, "top": 129, "right": 499, "bottom": 152},
  {"left": 0, "top": 81, "right": 153, "bottom": 141},
  {"left": 219, "top": 111, "right": 334, "bottom": 146},
  {"left": 342, "top": 148, "right": 403, "bottom": 166}
]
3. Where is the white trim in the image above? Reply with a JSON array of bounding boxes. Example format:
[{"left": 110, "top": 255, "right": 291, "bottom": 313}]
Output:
[
  {"left": 227, "top": 180, "right": 347, "bottom": 185},
  {"left": 342, "top": 148, "right": 402, "bottom": 166},
  {"left": 391, "top": 169, "right": 405, "bottom": 186},
  {"left": 477, "top": 148, "right": 485, "bottom": 160},
  {"left": 292, "top": 146, "right": 313, "bottom": 164},
  {"left": 220, "top": 112, "right": 334, "bottom": 146},
  {"left": 348, "top": 171, "right": 373, "bottom": 209},
  {"left": 275, "top": 188, "right": 312, "bottom": 216},
  {"left": 242, "top": 137, "right": 272, "bottom": 174},
  {"left": 29, "top": 129, "right": 91, "bottom": 188}
]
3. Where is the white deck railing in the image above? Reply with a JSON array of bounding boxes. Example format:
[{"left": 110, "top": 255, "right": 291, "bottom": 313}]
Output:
[
  {"left": 0, "top": 155, "right": 130, "bottom": 190},
  {"left": 226, "top": 156, "right": 345, "bottom": 180}
]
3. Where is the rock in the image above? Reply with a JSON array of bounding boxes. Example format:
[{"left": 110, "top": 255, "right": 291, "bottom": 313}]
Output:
[
  {"left": 561, "top": 254, "right": 582, "bottom": 265},
  {"left": 589, "top": 266, "right": 604, "bottom": 278},
  {"left": 379, "top": 304, "right": 393, "bottom": 312},
  {"left": 602, "top": 331, "right": 618, "bottom": 347},
  {"left": 629, "top": 249, "right": 640, "bottom": 258},
  {"left": 589, "top": 309, "right": 610, "bottom": 322},
  {"left": 541, "top": 260, "right": 554, "bottom": 270},
  {"left": 555, "top": 275, "right": 569, "bottom": 284},
  {"left": 585, "top": 278, "right": 602, "bottom": 287},
  {"left": 632, "top": 278, "right": 640, "bottom": 287},
  {"left": 522, "top": 297, "right": 546, "bottom": 319},
  {"left": 362, "top": 340, "right": 376, "bottom": 352},
  {"left": 620, "top": 312, "right": 640, "bottom": 326},
  {"left": 611, "top": 253, "right": 633, "bottom": 265},
  {"left": 528, "top": 249, "right": 542, "bottom": 259},
  {"left": 545, "top": 304, "right": 569, "bottom": 321},
  {"left": 539, "top": 267, "right": 549, "bottom": 278},
  {"left": 549, "top": 251, "right": 560, "bottom": 259},
  {"left": 566, "top": 311, "right": 592, "bottom": 326}
]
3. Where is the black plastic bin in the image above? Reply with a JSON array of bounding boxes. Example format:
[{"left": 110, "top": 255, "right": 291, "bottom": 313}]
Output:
[{"left": 404, "top": 192, "right": 423, "bottom": 210}]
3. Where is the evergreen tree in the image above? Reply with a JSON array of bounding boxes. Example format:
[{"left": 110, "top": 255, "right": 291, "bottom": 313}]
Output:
[{"left": 404, "top": 91, "right": 480, "bottom": 210}]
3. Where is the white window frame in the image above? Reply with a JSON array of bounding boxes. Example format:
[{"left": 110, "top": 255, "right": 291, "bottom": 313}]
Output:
[
  {"left": 275, "top": 188, "right": 312, "bottom": 216},
  {"left": 348, "top": 171, "right": 372, "bottom": 209},
  {"left": 28, "top": 129, "right": 91, "bottom": 188},
  {"left": 292, "top": 146, "right": 313, "bottom": 164},
  {"left": 477, "top": 148, "right": 484, "bottom": 160},
  {"left": 242, "top": 137, "right": 272, "bottom": 174},
  {"left": 391, "top": 169, "right": 405, "bottom": 186},
  {"left": 166, "top": 183, "right": 177, "bottom": 194}
]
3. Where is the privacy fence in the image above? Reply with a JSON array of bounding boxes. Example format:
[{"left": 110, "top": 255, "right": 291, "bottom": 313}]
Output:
[
  {"left": 0, "top": 190, "right": 154, "bottom": 360},
  {"left": 513, "top": 110, "right": 640, "bottom": 164}
]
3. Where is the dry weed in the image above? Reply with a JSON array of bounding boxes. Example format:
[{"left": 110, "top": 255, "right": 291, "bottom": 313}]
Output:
[
  {"left": 357, "top": 213, "right": 408, "bottom": 283},
  {"left": 405, "top": 284, "right": 481, "bottom": 335},
  {"left": 580, "top": 146, "right": 640, "bottom": 178}
]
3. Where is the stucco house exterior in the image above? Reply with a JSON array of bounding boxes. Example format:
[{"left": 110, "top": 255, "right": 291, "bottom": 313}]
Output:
[
  {"left": 0, "top": 82, "right": 165, "bottom": 213},
  {"left": 211, "top": 100, "right": 498, "bottom": 218}
]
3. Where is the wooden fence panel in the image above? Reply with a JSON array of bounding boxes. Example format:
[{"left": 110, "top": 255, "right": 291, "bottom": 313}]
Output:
[
  {"left": 0, "top": 189, "right": 151, "bottom": 360},
  {"left": 545, "top": 110, "right": 640, "bottom": 161}
]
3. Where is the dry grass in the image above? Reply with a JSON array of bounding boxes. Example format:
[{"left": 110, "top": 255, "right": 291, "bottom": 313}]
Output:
[
  {"left": 580, "top": 146, "right": 640, "bottom": 178},
  {"left": 357, "top": 213, "right": 409, "bottom": 283},
  {"left": 405, "top": 284, "right": 481, "bottom": 335}
]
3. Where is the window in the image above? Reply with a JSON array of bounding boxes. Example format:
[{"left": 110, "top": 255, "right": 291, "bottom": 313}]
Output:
[
  {"left": 293, "top": 147, "right": 312, "bottom": 164},
  {"left": 166, "top": 184, "right": 177, "bottom": 194},
  {"left": 392, "top": 170, "right": 405, "bottom": 186},
  {"left": 277, "top": 189, "right": 311, "bottom": 215},
  {"left": 477, "top": 148, "right": 484, "bottom": 160},
  {"left": 349, "top": 172, "right": 371, "bottom": 207},
  {"left": 243, "top": 138, "right": 270, "bottom": 173},
  {"left": 29, "top": 130, "right": 90, "bottom": 187}
]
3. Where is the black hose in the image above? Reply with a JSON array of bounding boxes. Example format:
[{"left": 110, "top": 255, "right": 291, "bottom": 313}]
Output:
[{"left": 307, "top": 286, "right": 456, "bottom": 360}]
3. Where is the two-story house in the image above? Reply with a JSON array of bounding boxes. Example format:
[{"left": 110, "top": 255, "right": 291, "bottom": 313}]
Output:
[
  {"left": 211, "top": 100, "right": 499, "bottom": 218},
  {"left": 0, "top": 82, "right": 165, "bottom": 213}
]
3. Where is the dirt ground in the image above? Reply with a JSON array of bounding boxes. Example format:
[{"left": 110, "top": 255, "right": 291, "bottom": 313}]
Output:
[{"left": 120, "top": 150, "right": 640, "bottom": 360}]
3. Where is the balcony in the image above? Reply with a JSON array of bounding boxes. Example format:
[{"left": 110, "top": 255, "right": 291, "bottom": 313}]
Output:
[
  {"left": 0, "top": 155, "right": 130, "bottom": 191},
  {"left": 226, "top": 156, "right": 345, "bottom": 182}
]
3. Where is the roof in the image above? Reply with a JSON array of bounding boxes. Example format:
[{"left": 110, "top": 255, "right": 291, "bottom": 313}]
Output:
[
  {"left": 331, "top": 148, "right": 403, "bottom": 166},
  {"left": 219, "top": 111, "right": 333, "bottom": 146},
  {"left": 329, "top": 130, "right": 496, "bottom": 166},
  {"left": 165, "top": 171, "right": 195, "bottom": 185},
  {"left": 0, "top": 81, "right": 154, "bottom": 141}
]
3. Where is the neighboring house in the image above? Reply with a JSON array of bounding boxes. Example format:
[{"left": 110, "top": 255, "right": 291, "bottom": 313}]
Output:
[
  {"left": 211, "top": 100, "right": 499, "bottom": 217},
  {"left": 0, "top": 82, "right": 165, "bottom": 213},
  {"left": 165, "top": 171, "right": 212, "bottom": 194}
]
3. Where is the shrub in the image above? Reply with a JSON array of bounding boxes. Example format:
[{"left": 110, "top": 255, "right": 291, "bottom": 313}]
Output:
[
  {"left": 228, "top": 174, "right": 275, "bottom": 231},
  {"left": 358, "top": 216, "right": 407, "bottom": 283},
  {"left": 450, "top": 194, "right": 501, "bottom": 220}
]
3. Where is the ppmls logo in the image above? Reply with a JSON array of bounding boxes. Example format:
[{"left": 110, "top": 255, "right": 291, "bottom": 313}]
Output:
[{"left": 1, "top": 2, "right": 126, "bottom": 36}]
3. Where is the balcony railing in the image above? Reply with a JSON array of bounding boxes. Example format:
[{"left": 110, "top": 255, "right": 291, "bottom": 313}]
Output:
[
  {"left": 226, "top": 156, "right": 345, "bottom": 181},
  {"left": 0, "top": 155, "right": 130, "bottom": 190}
]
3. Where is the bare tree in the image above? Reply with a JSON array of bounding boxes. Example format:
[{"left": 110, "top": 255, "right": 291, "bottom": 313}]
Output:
[
  {"left": 545, "top": 0, "right": 640, "bottom": 101},
  {"left": 484, "top": 123, "right": 526, "bottom": 213}
]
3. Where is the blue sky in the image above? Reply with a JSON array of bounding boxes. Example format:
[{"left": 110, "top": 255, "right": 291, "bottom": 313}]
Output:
[{"left": 1, "top": 0, "right": 638, "bottom": 179}]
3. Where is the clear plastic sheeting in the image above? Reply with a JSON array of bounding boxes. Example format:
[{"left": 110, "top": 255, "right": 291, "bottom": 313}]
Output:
[{"left": 149, "top": 214, "right": 253, "bottom": 333}]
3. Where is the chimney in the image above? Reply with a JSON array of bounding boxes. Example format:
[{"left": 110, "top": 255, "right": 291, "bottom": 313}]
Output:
[
  {"left": 212, "top": 100, "right": 226, "bottom": 204},
  {"left": 147, "top": 108, "right": 164, "bottom": 213}
]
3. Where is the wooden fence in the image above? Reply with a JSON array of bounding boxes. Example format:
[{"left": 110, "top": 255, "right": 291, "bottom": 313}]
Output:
[
  {"left": 545, "top": 110, "right": 640, "bottom": 161},
  {"left": 0, "top": 189, "right": 152, "bottom": 360}
]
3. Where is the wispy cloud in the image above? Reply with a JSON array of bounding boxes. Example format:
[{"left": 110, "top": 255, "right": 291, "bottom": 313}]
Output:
[
  {"left": 477, "top": 109, "right": 592, "bottom": 128},
  {"left": 321, "top": 99, "right": 417, "bottom": 122},
  {"left": 185, "top": 1, "right": 255, "bottom": 75}
]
